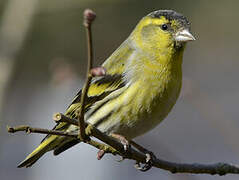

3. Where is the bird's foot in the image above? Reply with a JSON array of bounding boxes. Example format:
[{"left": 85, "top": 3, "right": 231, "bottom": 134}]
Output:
[
  {"left": 111, "top": 133, "right": 130, "bottom": 151},
  {"left": 90, "top": 66, "right": 106, "bottom": 77},
  {"left": 134, "top": 152, "right": 156, "bottom": 171},
  {"left": 97, "top": 133, "right": 129, "bottom": 160},
  {"left": 130, "top": 140, "right": 155, "bottom": 171}
]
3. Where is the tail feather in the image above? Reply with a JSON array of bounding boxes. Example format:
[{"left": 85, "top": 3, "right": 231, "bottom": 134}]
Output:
[
  {"left": 18, "top": 135, "right": 60, "bottom": 168},
  {"left": 53, "top": 139, "right": 80, "bottom": 156}
]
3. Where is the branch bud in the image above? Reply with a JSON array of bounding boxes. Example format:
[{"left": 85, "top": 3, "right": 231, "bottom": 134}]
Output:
[
  {"left": 83, "top": 9, "right": 96, "bottom": 27},
  {"left": 90, "top": 67, "right": 106, "bottom": 77}
]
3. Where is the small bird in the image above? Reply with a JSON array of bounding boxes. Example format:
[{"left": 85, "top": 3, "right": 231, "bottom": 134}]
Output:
[{"left": 18, "top": 10, "right": 195, "bottom": 168}]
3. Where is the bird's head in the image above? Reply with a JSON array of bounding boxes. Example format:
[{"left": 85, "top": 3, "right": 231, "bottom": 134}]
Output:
[{"left": 131, "top": 10, "right": 195, "bottom": 52}]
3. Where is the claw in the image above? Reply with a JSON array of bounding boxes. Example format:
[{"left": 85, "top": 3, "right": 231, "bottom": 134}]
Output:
[
  {"left": 134, "top": 152, "right": 156, "bottom": 172},
  {"left": 115, "top": 156, "right": 125, "bottom": 162},
  {"left": 123, "top": 143, "right": 130, "bottom": 151},
  {"left": 111, "top": 133, "right": 130, "bottom": 151},
  {"left": 134, "top": 161, "right": 142, "bottom": 170},
  {"left": 134, "top": 162, "right": 151, "bottom": 172}
]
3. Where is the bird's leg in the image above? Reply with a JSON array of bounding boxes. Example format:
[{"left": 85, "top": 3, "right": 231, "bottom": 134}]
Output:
[
  {"left": 130, "top": 140, "right": 156, "bottom": 172},
  {"left": 97, "top": 133, "right": 129, "bottom": 160},
  {"left": 111, "top": 133, "right": 130, "bottom": 151}
]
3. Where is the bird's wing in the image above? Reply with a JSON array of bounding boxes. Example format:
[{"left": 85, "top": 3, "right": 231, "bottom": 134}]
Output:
[
  {"left": 66, "top": 74, "right": 126, "bottom": 117},
  {"left": 40, "top": 74, "right": 126, "bottom": 143},
  {"left": 41, "top": 39, "right": 135, "bottom": 145}
]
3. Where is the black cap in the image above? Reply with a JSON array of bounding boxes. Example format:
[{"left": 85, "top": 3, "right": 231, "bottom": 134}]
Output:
[{"left": 148, "top": 10, "right": 190, "bottom": 28}]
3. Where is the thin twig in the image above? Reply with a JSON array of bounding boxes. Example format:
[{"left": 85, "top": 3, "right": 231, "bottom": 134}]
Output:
[
  {"left": 53, "top": 113, "right": 78, "bottom": 126},
  {"left": 78, "top": 9, "right": 96, "bottom": 141},
  {"left": 53, "top": 113, "right": 129, "bottom": 155},
  {"left": 54, "top": 113, "right": 118, "bottom": 154},
  {"left": 7, "top": 126, "right": 77, "bottom": 137},
  {"left": 7, "top": 120, "right": 239, "bottom": 175}
]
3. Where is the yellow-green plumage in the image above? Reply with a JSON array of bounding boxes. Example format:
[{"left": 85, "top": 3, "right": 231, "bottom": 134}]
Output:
[{"left": 18, "top": 10, "right": 195, "bottom": 168}]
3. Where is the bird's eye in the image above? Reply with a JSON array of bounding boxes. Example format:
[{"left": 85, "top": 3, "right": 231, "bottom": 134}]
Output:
[{"left": 161, "top": 24, "right": 168, "bottom": 31}]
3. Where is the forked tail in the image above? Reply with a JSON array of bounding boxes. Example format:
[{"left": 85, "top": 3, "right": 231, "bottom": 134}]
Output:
[{"left": 18, "top": 135, "right": 60, "bottom": 168}]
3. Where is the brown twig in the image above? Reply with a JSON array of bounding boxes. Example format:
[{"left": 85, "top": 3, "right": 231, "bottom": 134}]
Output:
[
  {"left": 77, "top": 9, "right": 96, "bottom": 141},
  {"left": 53, "top": 113, "right": 78, "bottom": 126},
  {"left": 7, "top": 117, "right": 239, "bottom": 175},
  {"left": 7, "top": 126, "right": 77, "bottom": 137},
  {"left": 53, "top": 113, "right": 128, "bottom": 155}
]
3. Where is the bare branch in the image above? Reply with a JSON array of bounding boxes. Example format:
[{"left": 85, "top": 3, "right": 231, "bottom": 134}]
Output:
[
  {"left": 53, "top": 113, "right": 134, "bottom": 157},
  {"left": 7, "top": 119, "right": 239, "bottom": 175},
  {"left": 77, "top": 9, "right": 96, "bottom": 141},
  {"left": 7, "top": 126, "right": 77, "bottom": 137},
  {"left": 53, "top": 113, "right": 78, "bottom": 126}
]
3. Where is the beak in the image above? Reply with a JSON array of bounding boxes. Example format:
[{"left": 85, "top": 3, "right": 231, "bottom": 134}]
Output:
[{"left": 174, "top": 29, "right": 196, "bottom": 42}]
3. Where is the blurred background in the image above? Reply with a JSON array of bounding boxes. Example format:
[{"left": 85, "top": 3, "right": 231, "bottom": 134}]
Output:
[{"left": 1, "top": 0, "right": 239, "bottom": 179}]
